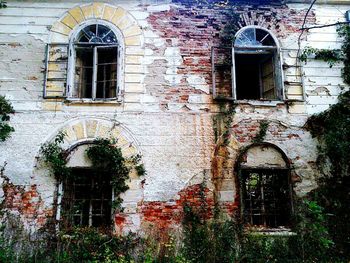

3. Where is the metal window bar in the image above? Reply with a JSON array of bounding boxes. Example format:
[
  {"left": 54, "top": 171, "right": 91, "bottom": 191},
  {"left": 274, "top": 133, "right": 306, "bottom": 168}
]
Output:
[{"left": 242, "top": 169, "right": 290, "bottom": 228}]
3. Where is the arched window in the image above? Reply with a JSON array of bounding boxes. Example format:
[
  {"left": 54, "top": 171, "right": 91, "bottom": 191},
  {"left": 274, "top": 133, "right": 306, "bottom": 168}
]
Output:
[
  {"left": 59, "top": 144, "right": 113, "bottom": 228},
  {"left": 237, "top": 144, "right": 292, "bottom": 228},
  {"left": 67, "top": 22, "right": 123, "bottom": 100},
  {"left": 233, "top": 26, "right": 283, "bottom": 101}
]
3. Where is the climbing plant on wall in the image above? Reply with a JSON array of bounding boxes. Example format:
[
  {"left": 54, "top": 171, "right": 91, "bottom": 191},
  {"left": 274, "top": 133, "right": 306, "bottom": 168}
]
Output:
[
  {"left": 0, "top": 96, "right": 15, "bottom": 142},
  {"left": 40, "top": 135, "right": 145, "bottom": 211},
  {"left": 302, "top": 25, "right": 350, "bottom": 260}
]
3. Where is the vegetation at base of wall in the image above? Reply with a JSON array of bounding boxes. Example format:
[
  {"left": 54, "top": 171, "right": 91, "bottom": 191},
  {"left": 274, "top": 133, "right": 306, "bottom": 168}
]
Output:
[
  {"left": 0, "top": 96, "right": 15, "bottom": 142},
  {"left": 0, "top": 196, "right": 345, "bottom": 262},
  {"left": 301, "top": 23, "right": 350, "bottom": 261},
  {"left": 305, "top": 90, "right": 350, "bottom": 260}
]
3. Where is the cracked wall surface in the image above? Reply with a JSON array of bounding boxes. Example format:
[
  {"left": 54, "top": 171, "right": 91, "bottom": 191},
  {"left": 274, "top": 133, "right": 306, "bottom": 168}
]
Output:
[{"left": 0, "top": 0, "right": 349, "bottom": 235}]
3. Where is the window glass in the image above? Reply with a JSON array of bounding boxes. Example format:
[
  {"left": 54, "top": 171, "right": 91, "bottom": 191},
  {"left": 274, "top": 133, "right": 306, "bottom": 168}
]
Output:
[{"left": 70, "top": 24, "right": 119, "bottom": 100}]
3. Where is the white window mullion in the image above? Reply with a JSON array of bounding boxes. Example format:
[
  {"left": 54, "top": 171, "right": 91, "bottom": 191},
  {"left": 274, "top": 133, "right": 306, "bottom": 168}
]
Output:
[{"left": 92, "top": 46, "right": 98, "bottom": 100}]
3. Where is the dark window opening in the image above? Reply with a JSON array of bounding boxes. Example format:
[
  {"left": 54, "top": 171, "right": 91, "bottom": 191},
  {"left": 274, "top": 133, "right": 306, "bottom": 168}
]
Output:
[
  {"left": 96, "top": 46, "right": 117, "bottom": 99},
  {"left": 234, "top": 27, "right": 282, "bottom": 101},
  {"left": 235, "top": 52, "right": 276, "bottom": 100},
  {"left": 75, "top": 47, "right": 93, "bottom": 98},
  {"left": 241, "top": 169, "right": 291, "bottom": 228},
  {"left": 60, "top": 168, "right": 112, "bottom": 229}
]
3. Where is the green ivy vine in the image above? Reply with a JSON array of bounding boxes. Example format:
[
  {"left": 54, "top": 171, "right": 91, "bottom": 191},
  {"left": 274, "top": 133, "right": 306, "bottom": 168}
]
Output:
[
  {"left": 252, "top": 120, "right": 269, "bottom": 143},
  {"left": 0, "top": 96, "right": 15, "bottom": 142},
  {"left": 0, "top": 1, "right": 6, "bottom": 9},
  {"left": 40, "top": 134, "right": 146, "bottom": 211},
  {"left": 300, "top": 25, "right": 350, "bottom": 85},
  {"left": 302, "top": 25, "right": 350, "bottom": 259}
]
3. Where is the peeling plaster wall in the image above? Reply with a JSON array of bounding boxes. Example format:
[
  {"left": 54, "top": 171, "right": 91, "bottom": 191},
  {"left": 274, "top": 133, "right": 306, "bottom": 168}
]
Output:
[{"left": 0, "top": 0, "right": 349, "bottom": 235}]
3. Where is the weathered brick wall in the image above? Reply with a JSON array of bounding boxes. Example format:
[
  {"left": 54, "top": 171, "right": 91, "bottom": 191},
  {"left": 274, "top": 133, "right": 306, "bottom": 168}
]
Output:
[{"left": 0, "top": 0, "right": 348, "bottom": 236}]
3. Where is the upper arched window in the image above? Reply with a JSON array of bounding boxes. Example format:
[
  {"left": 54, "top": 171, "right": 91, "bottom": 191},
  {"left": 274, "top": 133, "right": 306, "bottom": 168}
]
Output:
[
  {"left": 67, "top": 22, "right": 123, "bottom": 100},
  {"left": 233, "top": 26, "right": 283, "bottom": 101}
]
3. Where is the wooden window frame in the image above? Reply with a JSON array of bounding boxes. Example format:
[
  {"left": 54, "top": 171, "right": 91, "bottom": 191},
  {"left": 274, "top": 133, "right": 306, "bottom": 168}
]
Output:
[
  {"left": 66, "top": 20, "right": 124, "bottom": 102},
  {"left": 211, "top": 26, "right": 285, "bottom": 102}
]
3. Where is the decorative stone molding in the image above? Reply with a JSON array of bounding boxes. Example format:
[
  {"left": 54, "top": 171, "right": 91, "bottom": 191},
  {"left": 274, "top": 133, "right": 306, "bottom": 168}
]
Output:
[
  {"left": 46, "top": 3, "right": 145, "bottom": 102},
  {"left": 35, "top": 117, "right": 144, "bottom": 233}
]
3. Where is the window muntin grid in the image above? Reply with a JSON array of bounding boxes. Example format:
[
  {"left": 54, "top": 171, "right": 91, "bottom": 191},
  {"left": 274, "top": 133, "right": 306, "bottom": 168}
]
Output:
[{"left": 241, "top": 169, "right": 291, "bottom": 228}]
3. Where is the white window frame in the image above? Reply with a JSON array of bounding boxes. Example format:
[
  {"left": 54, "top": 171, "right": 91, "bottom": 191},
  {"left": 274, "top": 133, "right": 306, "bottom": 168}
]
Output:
[
  {"left": 232, "top": 26, "right": 285, "bottom": 102},
  {"left": 66, "top": 20, "right": 124, "bottom": 102}
]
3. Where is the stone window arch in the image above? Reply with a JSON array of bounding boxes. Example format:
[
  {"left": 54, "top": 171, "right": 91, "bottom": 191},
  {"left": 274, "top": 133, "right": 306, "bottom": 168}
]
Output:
[
  {"left": 233, "top": 26, "right": 284, "bottom": 101},
  {"left": 236, "top": 143, "right": 292, "bottom": 228},
  {"left": 44, "top": 3, "right": 144, "bottom": 101}
]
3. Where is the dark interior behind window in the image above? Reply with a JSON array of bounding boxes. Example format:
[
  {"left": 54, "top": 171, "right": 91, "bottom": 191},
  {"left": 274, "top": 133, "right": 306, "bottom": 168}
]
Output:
[
  {"left": 241, "top": 169, "right": 291, "bottom": 228},
  {"left": 61, "top": 168, "right": 112, "bottom": 229}
]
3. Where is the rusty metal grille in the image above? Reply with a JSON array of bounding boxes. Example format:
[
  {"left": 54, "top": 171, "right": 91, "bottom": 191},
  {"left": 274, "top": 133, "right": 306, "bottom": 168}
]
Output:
[
  {"left": 60, "top": 169, "right": 112, "bottom": 228},
  {"left": 241, "top": 169, "right": 291, "bottom": 228}
]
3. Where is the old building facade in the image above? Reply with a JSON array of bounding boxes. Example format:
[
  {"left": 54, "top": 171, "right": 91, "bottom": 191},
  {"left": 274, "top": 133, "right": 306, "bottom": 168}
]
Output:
[{"left": 0, "top": 0, "right": 349, "bottom": 236}]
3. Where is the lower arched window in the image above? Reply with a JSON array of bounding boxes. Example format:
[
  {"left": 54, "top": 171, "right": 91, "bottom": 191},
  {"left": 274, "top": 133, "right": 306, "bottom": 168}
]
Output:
[{"left": 238, "top": 144, "right": 292, "bottom": 228}]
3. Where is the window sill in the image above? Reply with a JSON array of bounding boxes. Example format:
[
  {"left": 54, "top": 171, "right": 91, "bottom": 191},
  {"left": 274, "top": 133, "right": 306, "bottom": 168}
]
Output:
[
  {"left": 235, "top": 100, "right": 285, "bottom": 107},
  {"left": 64, "top": 98, "right": 122, "bottom": 106},
  {"left": 244, "top": 226, "right": 296, "bottom": 236}
]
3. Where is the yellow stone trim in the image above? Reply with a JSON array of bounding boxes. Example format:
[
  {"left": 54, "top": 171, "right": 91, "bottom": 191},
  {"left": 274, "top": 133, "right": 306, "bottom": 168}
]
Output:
[
  {"left": 115, "top": 16, "right": 134, "bottom": 31},
  {"left": 72, "top": 122, "right": 86, "bottom": 140},
  {"left": 42, "top": 101, "right": 63, "bottom": 111},
  {"left": 121, "top": 146, "right": 137, "bottom": 157},
  {"left": 125, "top": 74, "right": 143, "bottom": 83},
  {"left": 123, "top": 25, "right": 142, "bottom": 38},
  {"left": 81, "top": 4, "right": 94, "bottom": 20},
  {"left": 86, "top": 120, "right": 98, "bottom": 138},
  {"left": 61, "top": 13, "right": 77, "bottom": 29},
  {"left": 68, "top": 6, "right": 85, "bottom": 24},
  {"left": 116, "top": 136, "right": 129, "bottom": 148},
  {"left": 97, "top": 123, "right": 112, "bottom": 138},
  {"left": 125, "top": 83, "right": 144, "bottom": 93},
  {"left": 62, "top": 126, "right": 77, "bottom": 144},
  {"left": 125, "top": 65, "right": 143, "bottom": 74},
  {"left": 103, "top": 5, "right": 117, "bottom": 21},
  {"left": 110, "top": 8, "right": 127, "bottom": 25},
  {"left": 92, "top": 2, "right": 105, "bottom": 19},
  {"left": 125, "top": 35, "right": 142, "bottom": 46},
  {"left": 51, "top": 3, "right": 143, "bottom": 49},
  {"left": 51, "top": 21, "right": 71, "bottom": 36},
  {"left": 125, "top": 55, "right": 142, "bottom": 64},
  {"left": 111, "top": 127, "right": 121, "bottom": 138},
  {"left": 50, "top": 32, "right": 68, "bottom": 43}
]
